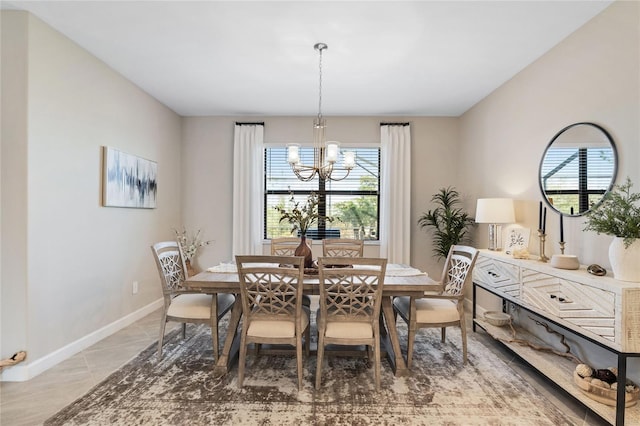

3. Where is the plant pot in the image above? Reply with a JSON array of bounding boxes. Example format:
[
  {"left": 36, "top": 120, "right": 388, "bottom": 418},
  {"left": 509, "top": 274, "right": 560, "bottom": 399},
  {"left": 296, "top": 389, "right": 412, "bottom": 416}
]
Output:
[
  {"left": 609, "top": 237, "right": 640, "bottom": 282},
  {"left": 294, "top": 236, "right": 314, "bottom": 269}
]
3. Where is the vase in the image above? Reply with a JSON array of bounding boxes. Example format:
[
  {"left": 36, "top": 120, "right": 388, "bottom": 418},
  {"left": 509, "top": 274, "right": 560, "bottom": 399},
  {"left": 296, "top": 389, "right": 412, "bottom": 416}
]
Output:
[
  {"left": 185, "top": 259, "right": 197, "bottom": 277},
  {"left": 608, "top": 237, "right": 640, "bottom": 282},
  {"left": 294, "top": 235, "right": 314, "bottom": 269}
]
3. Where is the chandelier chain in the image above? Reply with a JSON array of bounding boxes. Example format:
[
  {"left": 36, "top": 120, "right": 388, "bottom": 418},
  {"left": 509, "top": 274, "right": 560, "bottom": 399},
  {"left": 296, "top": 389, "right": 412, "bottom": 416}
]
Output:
[{"left": 318, "top": 46, "right": 323, "bottom": 119}]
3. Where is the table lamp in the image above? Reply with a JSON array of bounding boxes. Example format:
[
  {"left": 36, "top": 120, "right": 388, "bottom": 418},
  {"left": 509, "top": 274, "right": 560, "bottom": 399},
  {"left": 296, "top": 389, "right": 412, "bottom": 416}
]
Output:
[{"left": 475, "top": 198, "right": 515, "bottom": 251}]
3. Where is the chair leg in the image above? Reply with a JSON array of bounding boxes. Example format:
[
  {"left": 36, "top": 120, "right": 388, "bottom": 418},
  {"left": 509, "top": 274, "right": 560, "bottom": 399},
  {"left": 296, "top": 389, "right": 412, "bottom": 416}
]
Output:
[
  {"left": 315, "top": 333, "right": 325, "bottom": 389},
  {"left": 157, "top": 316, "right": 168, "bottom": 361},
  {"left": 374, "top": 331, "right": 381, "bottom": 391},
  {"left": 441, "top": 327, "right": 446, "bottom": 343},
  {"left": 182, "top": 323, "right": 187, "bottom": 340},
  {"left": 459, "top": 317, "right": 468, "bottom": 364},
  {"left": 296, "top": 333, "right": 303, "bottom": 391},
  {"left": 238, "top": 331, "right": 248, "bottom": 388}
]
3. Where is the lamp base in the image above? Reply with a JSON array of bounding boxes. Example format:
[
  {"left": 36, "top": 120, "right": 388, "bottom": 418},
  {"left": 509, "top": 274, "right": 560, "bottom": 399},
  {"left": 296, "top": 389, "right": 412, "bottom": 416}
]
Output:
[{"left": 488, "top": 224, "right": 502, "bottom": 251}]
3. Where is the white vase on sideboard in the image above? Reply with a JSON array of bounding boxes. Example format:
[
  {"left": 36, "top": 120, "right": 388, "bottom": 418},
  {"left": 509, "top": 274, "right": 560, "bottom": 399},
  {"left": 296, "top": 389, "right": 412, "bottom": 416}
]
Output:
[{"left": 609, "top": 237, "right": 640, "bottom": 282}]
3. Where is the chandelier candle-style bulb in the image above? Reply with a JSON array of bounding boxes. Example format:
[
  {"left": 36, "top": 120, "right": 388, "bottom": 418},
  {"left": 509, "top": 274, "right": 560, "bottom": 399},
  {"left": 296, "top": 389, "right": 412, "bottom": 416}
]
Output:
[
  {"left": 343, "top": 151, "right": 356, "bottom": 169},
  {"left": 287, "top": 144, "right": 300, "bottom": 165},
  {"left": 326, "top": 142, "right": 339, "bottom": 163}
]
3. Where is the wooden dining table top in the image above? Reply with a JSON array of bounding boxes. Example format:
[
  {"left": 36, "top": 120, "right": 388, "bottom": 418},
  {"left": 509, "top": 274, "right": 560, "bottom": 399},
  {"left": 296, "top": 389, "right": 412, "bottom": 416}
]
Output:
[{"left": 185, "top": 264, "right": 441, "bottom": 296}]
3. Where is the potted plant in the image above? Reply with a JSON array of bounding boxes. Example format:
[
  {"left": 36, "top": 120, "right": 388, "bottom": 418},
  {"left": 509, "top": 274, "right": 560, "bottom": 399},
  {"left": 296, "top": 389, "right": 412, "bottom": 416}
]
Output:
[
  {"left": 274, "top": 191, "right": 334, "bottom": 268},
  {"left": 418, "top": 187, "right": 475, "bottom": 259},
  {"left": 583, "top": 177, "right": 640, "bottom": 281}
]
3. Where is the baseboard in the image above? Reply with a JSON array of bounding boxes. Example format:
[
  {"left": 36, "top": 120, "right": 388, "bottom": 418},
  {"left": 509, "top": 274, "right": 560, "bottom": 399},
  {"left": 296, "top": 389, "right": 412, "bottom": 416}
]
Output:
[{"left": 0, "top": 299, "right": 163, "bottom": 382}]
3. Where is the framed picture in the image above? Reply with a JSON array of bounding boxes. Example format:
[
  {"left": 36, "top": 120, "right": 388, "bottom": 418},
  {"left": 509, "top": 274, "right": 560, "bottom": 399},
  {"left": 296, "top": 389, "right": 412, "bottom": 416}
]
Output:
[
  {"left": 102, "top": 147, "right": 157, "bottom": 208},
  {"left": 503, "top": 225, "right": 531, "bottom": 255}
]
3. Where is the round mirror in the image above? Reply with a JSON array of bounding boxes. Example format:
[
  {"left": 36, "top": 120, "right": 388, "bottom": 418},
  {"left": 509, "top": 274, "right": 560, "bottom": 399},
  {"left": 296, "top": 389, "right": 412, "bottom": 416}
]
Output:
[{"left": 539, "top": 122, "right": 617, "bottom": 216}]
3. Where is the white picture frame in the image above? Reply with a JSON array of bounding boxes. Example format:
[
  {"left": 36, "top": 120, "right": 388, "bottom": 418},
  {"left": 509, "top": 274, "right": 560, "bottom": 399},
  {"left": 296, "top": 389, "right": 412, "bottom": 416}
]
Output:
[{"left": 503, "top": 225, "right": 531, "bottom": 255}]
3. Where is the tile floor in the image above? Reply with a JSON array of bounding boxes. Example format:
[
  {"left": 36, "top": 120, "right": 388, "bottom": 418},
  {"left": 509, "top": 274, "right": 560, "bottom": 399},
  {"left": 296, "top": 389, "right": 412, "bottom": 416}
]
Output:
[{"left": 0, "top": 308, "right": 610, "bottom": 426}]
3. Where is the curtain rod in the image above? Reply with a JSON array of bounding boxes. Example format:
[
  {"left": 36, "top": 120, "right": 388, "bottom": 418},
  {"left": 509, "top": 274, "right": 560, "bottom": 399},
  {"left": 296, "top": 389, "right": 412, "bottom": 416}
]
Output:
[
  {"left": 380, "top": 122, "right": 410, "bottom": 126},
  {"left": 235, "top": 122, "right": 265, "bottom": 126}
]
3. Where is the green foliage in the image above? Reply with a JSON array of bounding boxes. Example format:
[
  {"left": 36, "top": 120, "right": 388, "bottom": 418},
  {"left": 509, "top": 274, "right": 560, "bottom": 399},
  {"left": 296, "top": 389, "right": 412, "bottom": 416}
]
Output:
[
  {"left": 274, "top": 191, "right": 334, "bottom": 236},
  {"left": 583, "top": 177, "right": 640, "bottom": 248},
  {"left": 418, "top": 187, "right": 475, "bottom": 259}
]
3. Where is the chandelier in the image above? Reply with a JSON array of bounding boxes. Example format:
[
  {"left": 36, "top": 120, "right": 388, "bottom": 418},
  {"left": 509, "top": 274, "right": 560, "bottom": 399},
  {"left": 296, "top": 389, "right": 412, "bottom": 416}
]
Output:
[{"left": 287, "top": 43, "right": 356, "bottom": 181}]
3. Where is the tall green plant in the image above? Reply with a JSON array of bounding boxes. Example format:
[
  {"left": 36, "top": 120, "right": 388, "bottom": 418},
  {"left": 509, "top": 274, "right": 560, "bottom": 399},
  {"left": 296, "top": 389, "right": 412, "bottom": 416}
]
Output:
[{"left": 418, "top": 187, "right": 475, "bottom": 259}]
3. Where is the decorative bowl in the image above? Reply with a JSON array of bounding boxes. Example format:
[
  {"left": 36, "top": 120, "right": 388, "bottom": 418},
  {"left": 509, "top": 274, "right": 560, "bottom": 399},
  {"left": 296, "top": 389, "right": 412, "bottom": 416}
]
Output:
[
  {"left": 573, "top": 371, "right": 639, "bottom": 407},
  {"left": 483, "top": 311, "right": 511, "bottom": 327}
]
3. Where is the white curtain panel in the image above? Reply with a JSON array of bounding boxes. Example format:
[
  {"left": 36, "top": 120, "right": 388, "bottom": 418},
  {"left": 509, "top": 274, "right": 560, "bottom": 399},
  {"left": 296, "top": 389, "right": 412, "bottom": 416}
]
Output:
[
  {"left": 232, "top": 124, "right": 264, "bottom": 256},
  {"left": 380, "top": 124, "right": 411, "bottom": 264}
]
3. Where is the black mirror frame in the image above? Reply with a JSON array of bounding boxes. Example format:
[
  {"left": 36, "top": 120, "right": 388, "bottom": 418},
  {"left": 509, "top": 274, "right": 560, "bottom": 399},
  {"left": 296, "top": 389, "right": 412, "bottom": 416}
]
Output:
[{"left": 538, "top": 122, "right": 618, "bottom": 217}]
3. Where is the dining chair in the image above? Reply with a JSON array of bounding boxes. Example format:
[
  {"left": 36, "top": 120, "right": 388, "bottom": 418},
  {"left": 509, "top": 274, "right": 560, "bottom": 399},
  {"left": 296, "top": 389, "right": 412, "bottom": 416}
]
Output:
[
  {"left": 271, "top": 237, "right": 302, "bottom": 256},
  {"left": 151, "top": 241, "right": 235, "bottom": 361},
  {"left": 393, "top": 245, "right": 479, "bottom": 367},
  {"left": 322, "top": 238, "right": 364, "bottom": 258},
  {"left": 271, "top": 237, "right": 312, "bottom": 307},
  {"left": 235, "top": 255, "right": 310, "bottom": 390},
  {"left": 316, "top": 256, "right": 387, "bottom": 390}
]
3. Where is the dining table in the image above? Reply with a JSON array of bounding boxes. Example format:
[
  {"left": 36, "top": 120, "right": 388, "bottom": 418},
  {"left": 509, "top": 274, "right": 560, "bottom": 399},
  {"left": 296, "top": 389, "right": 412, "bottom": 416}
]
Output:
[{"left": 184, "top": 263, "right": 440, "bottom": 376}]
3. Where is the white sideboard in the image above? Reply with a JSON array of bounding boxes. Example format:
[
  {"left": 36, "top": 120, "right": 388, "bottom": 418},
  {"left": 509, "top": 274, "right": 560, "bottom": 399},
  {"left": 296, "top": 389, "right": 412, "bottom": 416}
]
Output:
[{"left": 472, "top": 249, "right": 640, "bottom": 425}]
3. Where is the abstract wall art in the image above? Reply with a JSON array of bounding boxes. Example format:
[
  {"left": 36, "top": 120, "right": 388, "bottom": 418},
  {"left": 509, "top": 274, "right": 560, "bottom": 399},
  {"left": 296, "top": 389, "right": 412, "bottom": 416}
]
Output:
[{"left": 102, "top": 147, "right": 157, "bottom": 208}]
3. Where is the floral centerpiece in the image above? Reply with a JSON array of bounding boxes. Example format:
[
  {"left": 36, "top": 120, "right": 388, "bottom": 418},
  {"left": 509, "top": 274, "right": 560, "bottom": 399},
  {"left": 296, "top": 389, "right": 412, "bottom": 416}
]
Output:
[
  {"left": 583, "top": 177, "right": 640, "bottom": 281},
  {"left": 274, "top": 191, "right": 334, "bottom": 237},
  {"left": 173, "top": 227, "right": 213, "bottom": 263},
  {"left": 274, "top": 192, "right": 334, "bottom": 268}
]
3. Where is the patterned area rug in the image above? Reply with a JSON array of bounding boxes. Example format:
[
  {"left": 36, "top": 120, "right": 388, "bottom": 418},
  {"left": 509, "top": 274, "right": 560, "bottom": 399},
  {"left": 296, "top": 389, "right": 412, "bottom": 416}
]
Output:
[{"left": 46, "top": 319, "right": 575, "bottom": 425}]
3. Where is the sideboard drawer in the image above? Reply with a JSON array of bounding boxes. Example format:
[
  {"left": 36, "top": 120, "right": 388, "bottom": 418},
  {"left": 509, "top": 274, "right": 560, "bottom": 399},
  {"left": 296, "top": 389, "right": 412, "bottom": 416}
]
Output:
[
  {"left": 522, "top": 269, "right": 616, "bottom": 342},
  {"left": 473, "top": 256, "right": 520, "bottom": 299}
]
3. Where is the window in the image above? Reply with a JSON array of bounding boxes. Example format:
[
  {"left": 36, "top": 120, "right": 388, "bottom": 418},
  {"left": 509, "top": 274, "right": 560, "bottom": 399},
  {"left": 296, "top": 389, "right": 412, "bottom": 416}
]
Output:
[
  {"left": 265, "top": 147, "right": 380, "bottom": 240},
  {"left": 540, "top": 146, "right": 615, "bottom": 214}
]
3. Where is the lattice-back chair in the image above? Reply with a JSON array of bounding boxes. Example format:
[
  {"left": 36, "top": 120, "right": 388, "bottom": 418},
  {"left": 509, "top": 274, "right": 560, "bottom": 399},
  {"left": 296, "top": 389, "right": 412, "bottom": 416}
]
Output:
[
  {"left": 393, "top": 245, "right": 478, "bottom": 367},
  {"left": 235, "top": 255, "right": 310, "bottom": 390},
  {"left": 322, "top": 238, "right": 364, "bottom": 258},
  {"left": 151, "top": 241, "right": 234, "bottom": 361},
  {"left": 271, "top": 237, "right": 301, "bottom": 256},
  {"left": 316, "top": 256, "right": 387, "bottom": 390}
]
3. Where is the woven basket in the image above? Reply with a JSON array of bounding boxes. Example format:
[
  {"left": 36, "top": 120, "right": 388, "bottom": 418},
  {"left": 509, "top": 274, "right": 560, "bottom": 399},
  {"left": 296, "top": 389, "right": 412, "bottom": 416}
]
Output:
[
  {"left": 483, "top": 311, "right": 511, "bottom": 327},
  {"left": 573, "top": 371, "right": 639, "bottom": 407}
]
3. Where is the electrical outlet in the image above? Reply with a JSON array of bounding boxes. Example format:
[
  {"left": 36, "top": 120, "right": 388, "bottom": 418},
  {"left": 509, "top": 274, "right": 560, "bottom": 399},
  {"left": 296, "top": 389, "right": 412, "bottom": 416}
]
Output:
[{"left": 132, "top": 281, "right": 139, "bottom": 294}]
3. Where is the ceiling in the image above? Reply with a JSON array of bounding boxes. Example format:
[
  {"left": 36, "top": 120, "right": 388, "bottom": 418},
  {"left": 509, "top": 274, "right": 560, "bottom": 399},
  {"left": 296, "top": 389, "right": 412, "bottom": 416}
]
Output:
[{"left": 2, "top": 1, "right": 613, "bottom": 117}]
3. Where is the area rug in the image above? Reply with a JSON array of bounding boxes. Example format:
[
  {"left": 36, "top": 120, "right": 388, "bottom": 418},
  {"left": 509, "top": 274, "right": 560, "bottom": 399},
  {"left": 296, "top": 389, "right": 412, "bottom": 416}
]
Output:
[{"left": 45, "top": 318, "right": 575, "bottom": 425}]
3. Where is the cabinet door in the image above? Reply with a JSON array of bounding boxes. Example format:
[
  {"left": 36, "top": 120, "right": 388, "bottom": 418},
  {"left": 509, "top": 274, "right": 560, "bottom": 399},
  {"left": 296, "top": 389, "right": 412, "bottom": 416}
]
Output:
[
  {"left": 473, "top": 256, "right": 520, "bottom": 299},
  {"left": 522, "top": 269, "right": 615, "bottom": 342}
]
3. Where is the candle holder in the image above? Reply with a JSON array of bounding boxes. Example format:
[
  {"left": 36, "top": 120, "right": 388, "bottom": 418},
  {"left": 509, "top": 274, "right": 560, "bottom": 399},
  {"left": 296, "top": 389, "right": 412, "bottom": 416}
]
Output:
[
  {"left": 538, "top": 229, "right": 549, "bottom": 262},
  {"left": 559, "top": 241, "right": 566, "bottom": 255}
]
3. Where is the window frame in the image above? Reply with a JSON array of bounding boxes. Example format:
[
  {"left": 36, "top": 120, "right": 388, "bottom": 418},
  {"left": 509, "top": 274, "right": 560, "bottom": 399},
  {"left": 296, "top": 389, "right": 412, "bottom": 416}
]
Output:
[{"left": 263, "top": 145, "right": 381, "bottom": 241}]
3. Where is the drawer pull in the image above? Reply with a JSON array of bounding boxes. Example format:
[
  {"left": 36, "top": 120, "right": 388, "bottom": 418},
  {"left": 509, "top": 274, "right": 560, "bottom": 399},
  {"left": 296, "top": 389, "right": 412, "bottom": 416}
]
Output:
[{"left": 550, "top": 294, "right": 572, "bottom": 303}]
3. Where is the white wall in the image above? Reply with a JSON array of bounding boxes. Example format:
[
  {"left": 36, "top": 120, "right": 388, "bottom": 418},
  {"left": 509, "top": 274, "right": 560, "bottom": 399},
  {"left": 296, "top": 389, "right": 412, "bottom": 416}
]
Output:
[
  {"left": 460, "top": 1, "right": 639, "bottom": 377},
  {"left": 0, "top": 12, "right": 183, "bottom": 380},
  {"left": 460, "top": 0, "right": 639, "bottom": 265},
  {"left": 181, "top": 116, "right": 460, "bottom": 278}
]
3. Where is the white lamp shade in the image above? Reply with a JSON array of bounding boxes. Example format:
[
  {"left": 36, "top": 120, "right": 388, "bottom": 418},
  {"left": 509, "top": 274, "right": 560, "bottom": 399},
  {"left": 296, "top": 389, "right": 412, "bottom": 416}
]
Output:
[
  {"left": 325, "top": 142, "right": 339, "bottom": 163},
  {"left": 343, "top": 151, "right": 355, "bottom": 169},
  {"left": 475, "top": 198, "right": 515, "bottom": 224},
  {"left": 287, "top": 144, "right": 300, "bottom": 164}
]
